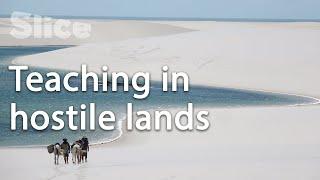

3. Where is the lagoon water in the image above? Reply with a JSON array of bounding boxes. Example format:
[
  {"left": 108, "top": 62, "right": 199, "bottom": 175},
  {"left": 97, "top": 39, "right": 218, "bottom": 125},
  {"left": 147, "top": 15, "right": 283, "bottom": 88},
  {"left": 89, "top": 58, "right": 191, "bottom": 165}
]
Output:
[{"left": 0, "top": 46, "right": 317, "bottom": 147}]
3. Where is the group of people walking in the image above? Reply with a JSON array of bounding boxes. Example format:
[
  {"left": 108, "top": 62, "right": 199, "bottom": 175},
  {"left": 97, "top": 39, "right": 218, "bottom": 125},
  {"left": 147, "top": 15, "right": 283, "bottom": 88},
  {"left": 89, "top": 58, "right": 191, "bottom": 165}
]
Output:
[{"left": 48, "top": 137, "right": 89, "bottom": 165}]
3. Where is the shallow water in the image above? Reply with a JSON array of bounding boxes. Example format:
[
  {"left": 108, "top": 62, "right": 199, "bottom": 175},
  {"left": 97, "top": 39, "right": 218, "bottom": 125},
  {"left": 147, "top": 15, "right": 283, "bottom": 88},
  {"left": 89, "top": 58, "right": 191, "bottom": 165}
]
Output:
[{"left": 0, "top": 46, "right": 317, "bottom": 147}]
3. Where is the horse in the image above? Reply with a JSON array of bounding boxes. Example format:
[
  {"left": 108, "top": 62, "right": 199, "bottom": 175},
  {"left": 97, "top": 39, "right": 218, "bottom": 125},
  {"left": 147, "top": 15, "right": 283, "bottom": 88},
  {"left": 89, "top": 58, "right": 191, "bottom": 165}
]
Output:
[
  {"left": 71, "top": 143, "right": 82, "bottom": 164},
  {"left": 53, "top": 144, "right": 65, "bottom": 165}
]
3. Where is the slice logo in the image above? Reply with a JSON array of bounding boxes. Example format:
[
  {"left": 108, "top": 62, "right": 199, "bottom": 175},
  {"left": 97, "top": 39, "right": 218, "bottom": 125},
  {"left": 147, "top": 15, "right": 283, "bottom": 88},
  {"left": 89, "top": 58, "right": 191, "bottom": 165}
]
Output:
[{"left": 10, "top": 11, "right": 91, "bottom": 39}]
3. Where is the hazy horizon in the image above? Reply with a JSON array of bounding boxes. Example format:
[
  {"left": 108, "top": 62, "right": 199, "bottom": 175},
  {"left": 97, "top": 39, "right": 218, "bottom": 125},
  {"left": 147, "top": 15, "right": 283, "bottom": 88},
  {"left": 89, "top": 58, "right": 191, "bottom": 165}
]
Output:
[{"left": 0, "top": 0, "right": 320, "bottom": 20}]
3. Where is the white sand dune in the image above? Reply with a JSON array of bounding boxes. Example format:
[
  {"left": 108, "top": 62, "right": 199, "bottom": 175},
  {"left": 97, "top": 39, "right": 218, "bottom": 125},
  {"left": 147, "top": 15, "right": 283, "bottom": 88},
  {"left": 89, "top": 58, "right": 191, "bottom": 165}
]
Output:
[
  {"left": 13, "top": 21, "right": 320, "bottom": 96},
  {"left": 2, "top": 20, "right": 320, "bottom": 180},
  {"left": 0, "top": 19, "right": 193, "bottom": 46},
  {"left": 2, "top": 106, "right": 320, "bottom": 180}
]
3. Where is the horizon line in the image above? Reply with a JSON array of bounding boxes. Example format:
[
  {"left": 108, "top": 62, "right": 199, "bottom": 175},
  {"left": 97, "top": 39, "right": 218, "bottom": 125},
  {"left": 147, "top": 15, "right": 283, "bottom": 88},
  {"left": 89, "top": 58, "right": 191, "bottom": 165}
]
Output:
[{"left": 0, "top": 14, "right": 320, "bottom": 22}]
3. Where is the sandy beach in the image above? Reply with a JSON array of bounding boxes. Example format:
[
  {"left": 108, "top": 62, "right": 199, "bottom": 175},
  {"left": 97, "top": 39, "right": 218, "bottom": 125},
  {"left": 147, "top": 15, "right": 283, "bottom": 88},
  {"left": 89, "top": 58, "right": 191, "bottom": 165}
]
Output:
[{"left": 1, "top": 19, "right": 320, "bottom": 179}]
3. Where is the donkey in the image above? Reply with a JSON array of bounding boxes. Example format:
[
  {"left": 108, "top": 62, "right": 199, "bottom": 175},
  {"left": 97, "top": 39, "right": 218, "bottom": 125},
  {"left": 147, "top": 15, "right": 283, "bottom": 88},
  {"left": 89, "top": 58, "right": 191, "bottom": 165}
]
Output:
[{"left": 53, "top": 143, "right": 65, "bottom": 165}]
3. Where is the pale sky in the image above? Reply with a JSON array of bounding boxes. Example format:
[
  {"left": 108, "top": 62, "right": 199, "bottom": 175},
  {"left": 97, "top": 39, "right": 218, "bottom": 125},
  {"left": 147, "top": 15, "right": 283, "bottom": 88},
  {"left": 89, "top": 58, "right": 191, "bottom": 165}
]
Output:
[{"left": 0, "top": 0, "right": 319, "bottom": 19}]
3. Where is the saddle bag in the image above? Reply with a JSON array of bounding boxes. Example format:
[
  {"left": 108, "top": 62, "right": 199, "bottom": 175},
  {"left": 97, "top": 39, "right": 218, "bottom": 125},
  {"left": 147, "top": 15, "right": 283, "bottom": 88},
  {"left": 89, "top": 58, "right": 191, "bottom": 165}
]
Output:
[{"left": 47, "top": 144, "right": 54, "bottom": 154}]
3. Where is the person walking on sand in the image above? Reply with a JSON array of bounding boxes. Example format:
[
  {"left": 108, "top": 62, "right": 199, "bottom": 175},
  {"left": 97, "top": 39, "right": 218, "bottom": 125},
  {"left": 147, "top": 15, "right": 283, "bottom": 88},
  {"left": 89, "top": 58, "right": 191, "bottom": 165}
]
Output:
[
  {"left": 60, "top": 138, "right": 70, "bottom": 164},
  {"left": 81, "top": 136, "right": 89, "bottom": 162}
]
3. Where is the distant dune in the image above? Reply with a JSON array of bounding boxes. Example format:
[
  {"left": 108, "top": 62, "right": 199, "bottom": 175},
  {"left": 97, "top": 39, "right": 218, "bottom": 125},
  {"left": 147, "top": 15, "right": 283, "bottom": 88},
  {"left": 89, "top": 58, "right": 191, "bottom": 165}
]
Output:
[{"left": 0, "top": 19, "right": 193, "bottom": 46}]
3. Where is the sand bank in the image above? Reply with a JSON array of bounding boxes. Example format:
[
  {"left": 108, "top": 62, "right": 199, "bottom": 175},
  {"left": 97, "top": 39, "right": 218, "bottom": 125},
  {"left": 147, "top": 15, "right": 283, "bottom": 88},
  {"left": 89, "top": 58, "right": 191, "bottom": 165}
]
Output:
[
  {"left": 13, "top": 21, "right": 320, "bottom": 97},
  {"left": 1, "top": 106, "right": 320, "bottom": 180},
  {"left": 0, "top": 18, "right": 193, "bottom": 46}
]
